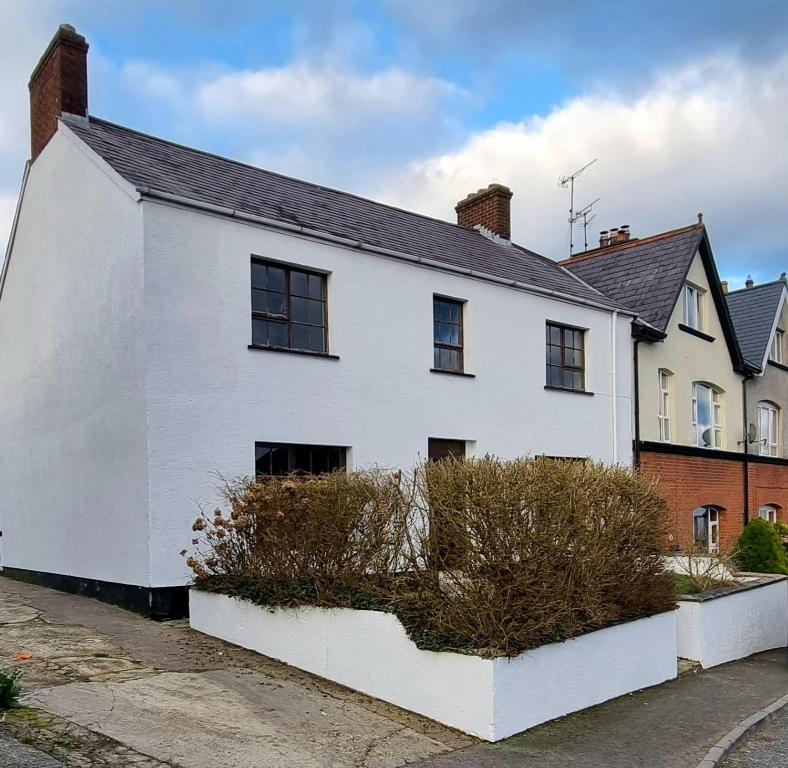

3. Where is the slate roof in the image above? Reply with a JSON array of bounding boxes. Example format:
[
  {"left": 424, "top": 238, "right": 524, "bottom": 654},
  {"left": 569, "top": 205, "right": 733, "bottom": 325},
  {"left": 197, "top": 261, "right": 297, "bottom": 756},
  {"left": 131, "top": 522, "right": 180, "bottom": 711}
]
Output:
[
  {"left": 726, "top": 280, "right": 787, "bottom": 369},
  {"left": 561, "top": 224, "right": 705, "bottom": 332},
  {"left": 62, "top": 115, "right": 619, "bottom": 309}
]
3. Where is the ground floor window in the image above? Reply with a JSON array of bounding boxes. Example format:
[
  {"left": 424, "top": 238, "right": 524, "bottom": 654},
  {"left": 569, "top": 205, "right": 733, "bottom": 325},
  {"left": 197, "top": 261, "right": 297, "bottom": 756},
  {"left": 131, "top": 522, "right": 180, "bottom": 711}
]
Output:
[
  {"left": 759, "top": 505, "right": 778, "bottom": 523},
  {"left": 427, "top": 438, "right": 467, "bottom": 462},
  {"left": 693, "top": 506, "right": 720, "bottom": 553},
  {"left": 255, "top": 442, "right": 346, "bottom": 476}
]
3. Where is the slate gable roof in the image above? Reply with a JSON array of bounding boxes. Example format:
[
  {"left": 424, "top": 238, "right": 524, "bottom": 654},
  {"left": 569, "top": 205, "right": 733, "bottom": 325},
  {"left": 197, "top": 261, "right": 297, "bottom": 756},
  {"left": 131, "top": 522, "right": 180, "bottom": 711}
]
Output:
[
  {"left": 61, "top": 115, "right": 619, "bottom": 309},
  {"left": 726, "top": 280, "right": 787, "bottom": 369},
  {"left": 560, "top": 224, "right": 704, "bottom": 332}
]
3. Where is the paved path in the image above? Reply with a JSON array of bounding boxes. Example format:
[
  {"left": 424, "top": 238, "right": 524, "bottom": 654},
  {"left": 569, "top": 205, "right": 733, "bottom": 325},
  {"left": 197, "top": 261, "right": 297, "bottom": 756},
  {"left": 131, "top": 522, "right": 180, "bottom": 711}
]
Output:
[
  {"left": 721, "top": 708, "right": 788, "bottom": 768},
  {"left": 1, "top": 574, "right": 787, "bottom": 768}
]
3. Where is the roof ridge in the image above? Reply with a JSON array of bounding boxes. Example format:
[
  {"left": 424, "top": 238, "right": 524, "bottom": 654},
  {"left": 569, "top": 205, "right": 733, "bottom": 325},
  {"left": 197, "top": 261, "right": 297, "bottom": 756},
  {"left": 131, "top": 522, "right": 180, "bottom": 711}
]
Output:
[
  {"left": 77, "top": 115, "right": 513, "bottom": 244},
  {"left": 558, "top": 223, "right": 704, "bottom": 265},
  {"left": 727, "top": 279, "right": 788, "bottom": 296}
]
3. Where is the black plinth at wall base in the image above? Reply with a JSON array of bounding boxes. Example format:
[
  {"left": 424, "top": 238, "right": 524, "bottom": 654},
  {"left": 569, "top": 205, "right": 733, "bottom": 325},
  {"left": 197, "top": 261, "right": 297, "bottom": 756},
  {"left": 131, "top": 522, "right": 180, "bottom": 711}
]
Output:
[{"left": 0, "top": 567, "right": 189, "bottom": 620}]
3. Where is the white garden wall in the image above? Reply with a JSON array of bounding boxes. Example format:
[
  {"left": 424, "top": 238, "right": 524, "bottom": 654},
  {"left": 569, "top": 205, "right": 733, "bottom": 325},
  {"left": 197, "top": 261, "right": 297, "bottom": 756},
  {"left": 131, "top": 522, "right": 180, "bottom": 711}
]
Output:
[
  {"left": 676, "top": 575, "right": 788, "bottom": 668},
  {"left": 189, "top": 590, "right": 677, "bottom": 741}
]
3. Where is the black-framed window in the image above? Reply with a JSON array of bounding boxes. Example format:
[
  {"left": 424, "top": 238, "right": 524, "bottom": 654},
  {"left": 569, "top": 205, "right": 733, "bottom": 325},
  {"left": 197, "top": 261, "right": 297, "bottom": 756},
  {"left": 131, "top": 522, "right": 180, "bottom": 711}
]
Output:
[
  {"left": 428, "top": 438, "right": 467, "bottom": 462},
  {"left": 251, "top": 258, "right": 327, "bottom": 353},
  {"left": 433, "top": 297, "right": 464, "bottom": 372},
  {"left": 546, "top": 322, "right": 585, "bottom": 391},
  {"left": 255, "top": 442, "right": 346, "bottom": 476}
]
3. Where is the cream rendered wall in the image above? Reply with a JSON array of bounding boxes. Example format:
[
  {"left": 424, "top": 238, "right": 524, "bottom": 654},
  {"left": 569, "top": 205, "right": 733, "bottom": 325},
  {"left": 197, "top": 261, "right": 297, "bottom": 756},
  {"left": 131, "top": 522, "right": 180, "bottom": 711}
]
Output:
[
  {"left": 142, "top": 200, "right": 635, "bottom": 587},
  {"left": 639, "top": 252, "right": 744, "bottom": 449},
  {"left": 0, "top": 127, "right": 150, "bottom": 584}
]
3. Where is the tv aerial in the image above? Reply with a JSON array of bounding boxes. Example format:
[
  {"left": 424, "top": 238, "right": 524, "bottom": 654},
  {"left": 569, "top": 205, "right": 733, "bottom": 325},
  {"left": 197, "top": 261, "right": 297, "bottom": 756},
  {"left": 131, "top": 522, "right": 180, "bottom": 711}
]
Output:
[{"left": 559, "top": 159, "right": 597, "bottom": 257}]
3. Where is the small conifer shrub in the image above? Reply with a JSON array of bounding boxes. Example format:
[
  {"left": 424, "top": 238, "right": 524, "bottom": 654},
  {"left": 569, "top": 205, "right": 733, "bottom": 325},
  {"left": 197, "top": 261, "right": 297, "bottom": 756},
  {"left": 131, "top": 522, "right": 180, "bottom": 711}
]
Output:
[{"left": 736, "top": 518, "right": 788, "bottom": 575}]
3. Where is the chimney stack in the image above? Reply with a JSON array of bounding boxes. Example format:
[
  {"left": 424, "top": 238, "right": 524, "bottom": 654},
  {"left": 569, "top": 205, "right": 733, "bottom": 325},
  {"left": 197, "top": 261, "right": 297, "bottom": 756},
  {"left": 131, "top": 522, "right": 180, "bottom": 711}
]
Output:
[
  {"left": 745, "top": 275, "right": 754, "bottom": 289},
  {"left": 456, "top": 184, "right": 513, "bottom": 240},
  {"left": 615, "top": 224, "right": 630, "bottom": 243},
  {"left": 720, "top": 281, "right": 728, "bottom": 294},
  {"left": 29, "top": 24, "right": 88, "bottom": 162}
]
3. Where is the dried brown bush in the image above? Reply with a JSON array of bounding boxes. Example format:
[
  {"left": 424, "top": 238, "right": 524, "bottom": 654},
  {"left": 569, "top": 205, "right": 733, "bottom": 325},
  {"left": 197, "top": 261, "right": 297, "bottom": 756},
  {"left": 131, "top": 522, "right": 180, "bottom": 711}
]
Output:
[{"left": 187, "top": 457, "right": 676, "bottom": 657}]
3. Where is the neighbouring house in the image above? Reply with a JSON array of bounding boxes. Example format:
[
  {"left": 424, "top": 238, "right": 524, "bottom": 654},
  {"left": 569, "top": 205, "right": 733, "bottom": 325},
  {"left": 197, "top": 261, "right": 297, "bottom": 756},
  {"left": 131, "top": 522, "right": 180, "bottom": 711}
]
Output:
[
  {"left": 0, "top": 26, "right": 636, "bottom": 617},
  {"left": 564, "top": 224, "right": 788, "bottom": 552},
  {"left": 726, "top": 275, "right": 788, "bottom": 524}
]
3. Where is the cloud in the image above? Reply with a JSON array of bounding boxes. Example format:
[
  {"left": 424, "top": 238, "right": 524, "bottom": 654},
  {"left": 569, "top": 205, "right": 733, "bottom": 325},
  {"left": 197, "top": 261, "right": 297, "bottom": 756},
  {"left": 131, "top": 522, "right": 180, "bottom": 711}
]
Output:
[
  {"left": 196, "top": 64, "right": 463, "bottom": 125},
  {"left": 375, "top": 54, "right": 788, "bottom": 283}
]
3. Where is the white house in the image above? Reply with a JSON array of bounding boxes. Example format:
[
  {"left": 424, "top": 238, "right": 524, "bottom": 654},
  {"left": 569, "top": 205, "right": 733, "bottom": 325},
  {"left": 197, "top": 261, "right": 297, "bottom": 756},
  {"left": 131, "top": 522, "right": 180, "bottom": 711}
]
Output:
[{"left": 0, "top": 25, "right": 636, "bottom": 617}]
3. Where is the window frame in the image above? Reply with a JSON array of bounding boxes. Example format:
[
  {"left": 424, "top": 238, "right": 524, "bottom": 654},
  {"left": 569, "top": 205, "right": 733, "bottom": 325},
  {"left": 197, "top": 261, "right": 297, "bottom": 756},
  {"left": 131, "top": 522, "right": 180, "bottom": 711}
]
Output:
[
  {"left": 759, "top": 505, "right": 778, "bottom": 523},
  {"left": 692, "top": 382, "right": 723, "bottom": 449},
  {"left": 545, "top": 322, "right": 586, "bottom": 392},
  {"left": 432, "top": 296, "right": 465, "bottom": 373},
  {"left": 683, "top": 283, "right": 704, "bottom": 331},
  {"left": 769, "top": 329, "right": 784, "bottom": 364},
  {"left": 658, "top": 369, "right": 672, "bottom": 442},
  {"left": 250, "top": 257, "right": 329, "bottom": 354},
  {"left": 254, "top": 441, "right": 347, "bottom": 476},
  {"left": 693, "top": 506, "right": 720, "bottom": 553},
  {"left": 757, "top": 401, "right": 780, "bottom": 457}
]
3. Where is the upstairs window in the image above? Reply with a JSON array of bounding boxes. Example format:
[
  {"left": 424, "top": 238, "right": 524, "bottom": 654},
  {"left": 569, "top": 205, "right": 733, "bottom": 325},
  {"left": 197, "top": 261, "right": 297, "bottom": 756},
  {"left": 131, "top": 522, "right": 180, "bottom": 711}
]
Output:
[
  {"left": 683, "top": 284, "right": 704, "bottom": 330},
  {"left": 658, "top": 369, "right": 672, "bottom": 442},
  {"left": 546, "top": 323, "right": 585, "bottom": 391},
  {"left": 255, "top": 442, "right": 346, "bottom": 476},
  {"left": 433, "top": 297, "right": 464, "bottom": 372},
  {"left": 770, "top": 329, "right": 784, "bottom": 364},
  {"left": 692, "top": 382, "right": 722, "bottom": 448},
  {"left": 757, "top": 401, "right": 780, "bottom": 457},
  {"left": 251, "top": 258, "right": 327, "bottom": 354}
]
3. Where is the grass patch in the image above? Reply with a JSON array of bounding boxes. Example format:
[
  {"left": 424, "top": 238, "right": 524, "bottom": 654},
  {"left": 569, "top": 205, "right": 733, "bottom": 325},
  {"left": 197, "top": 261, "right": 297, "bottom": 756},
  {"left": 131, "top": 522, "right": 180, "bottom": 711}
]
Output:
[{"left": 673, "top": 572, "right": 733, "bottom": 595}]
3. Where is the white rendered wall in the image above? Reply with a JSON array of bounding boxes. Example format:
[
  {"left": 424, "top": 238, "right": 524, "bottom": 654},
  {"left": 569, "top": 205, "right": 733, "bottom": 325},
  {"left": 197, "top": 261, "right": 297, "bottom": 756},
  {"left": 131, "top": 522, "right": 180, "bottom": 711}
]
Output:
[
  {"left": 190, "top": 590, "right": 677, "bottom": 740},
  {"left": 676, "top": 577, "right": 788, "bottom": 668},
  {"left": 0, "top": 128, "right": 149, "bottom": 585},
  {"left": 143, "top": 201, "right": 635, "bottom": 586}
]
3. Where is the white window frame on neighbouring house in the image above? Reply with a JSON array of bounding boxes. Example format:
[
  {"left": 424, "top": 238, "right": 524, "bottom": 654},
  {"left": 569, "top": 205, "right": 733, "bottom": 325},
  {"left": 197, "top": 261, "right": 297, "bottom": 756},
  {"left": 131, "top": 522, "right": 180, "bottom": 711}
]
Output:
[
  {"left": 692, "top": 382, "right": 722, "bottom": 448},
  {"left": 693, "top": 506, "right": 720, "bottom": 553},
  {"left": 770, "top": 329, "right": 784, "bottom": 364},
  {"left": 758, "top": 505, "right": 778, "bottom": 523},
  {"left": 757, "top": 401, "right": 780, "bottom": 457},
  {"left": 658, "top": 369, "right": 672, "bottom": 442},
  {"left": 683, "top": 284, "right": 704, "bottom": 330}
]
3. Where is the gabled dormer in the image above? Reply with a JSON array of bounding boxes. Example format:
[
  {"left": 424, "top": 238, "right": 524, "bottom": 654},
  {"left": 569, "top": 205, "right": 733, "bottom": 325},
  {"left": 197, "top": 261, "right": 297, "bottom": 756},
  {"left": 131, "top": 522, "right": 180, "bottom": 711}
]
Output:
[{"left": 563, "top": 220, "right": 753, "bottom": 451}]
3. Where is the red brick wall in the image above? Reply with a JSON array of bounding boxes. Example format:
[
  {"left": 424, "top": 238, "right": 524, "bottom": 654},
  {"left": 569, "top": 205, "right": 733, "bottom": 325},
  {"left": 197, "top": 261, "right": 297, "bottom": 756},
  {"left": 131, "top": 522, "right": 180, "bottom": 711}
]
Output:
[
  {"left": 640, "top": 450, "right": 788, "bottom": 550},
  {"left": 639, "top": 450, "right": 745, "bottom": 551},
  {"left": 455, "top": 184, "right": 513, "bottom": 239},
  {"left": 749, "top": 462, "right": 788, "bottom": 521}
]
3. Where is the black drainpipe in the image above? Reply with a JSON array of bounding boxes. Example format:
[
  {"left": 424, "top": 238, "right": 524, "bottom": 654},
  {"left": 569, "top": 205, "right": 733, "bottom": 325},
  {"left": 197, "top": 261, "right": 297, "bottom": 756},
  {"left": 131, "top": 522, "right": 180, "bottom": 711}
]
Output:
[
  {"left": 633, "top": 338, "right": 641, "bottom": 468},
  {"left": 742, "top": 373, "right": 752, "bottom": 529}
]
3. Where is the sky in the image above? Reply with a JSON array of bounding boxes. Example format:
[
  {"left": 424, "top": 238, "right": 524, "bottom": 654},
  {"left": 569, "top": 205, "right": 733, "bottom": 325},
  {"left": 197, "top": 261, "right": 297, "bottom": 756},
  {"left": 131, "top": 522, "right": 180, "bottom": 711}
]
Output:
[{"left": 2, "top": 0, "right": 788, "bottom": 286}]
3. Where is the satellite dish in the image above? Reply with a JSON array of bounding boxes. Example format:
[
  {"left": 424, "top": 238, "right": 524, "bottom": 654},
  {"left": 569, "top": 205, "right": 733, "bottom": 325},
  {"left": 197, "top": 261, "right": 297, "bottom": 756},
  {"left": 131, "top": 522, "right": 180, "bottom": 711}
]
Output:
[
  {"left": 701, "top": 428, "right": 714, "bottom": 447},
  {"left": 748, "top": 423, "right": 758, "bottom": 444}
]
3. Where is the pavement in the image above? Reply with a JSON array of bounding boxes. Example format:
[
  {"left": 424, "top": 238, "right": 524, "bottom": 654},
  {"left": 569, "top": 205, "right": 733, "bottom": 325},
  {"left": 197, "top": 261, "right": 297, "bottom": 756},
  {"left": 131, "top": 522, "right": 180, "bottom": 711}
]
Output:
[
  {"left": 721, "top": 708, "right": 788, "bottom": 768},
  {"left": 0, "top": 574, "right": 787, "bottom": 768}
]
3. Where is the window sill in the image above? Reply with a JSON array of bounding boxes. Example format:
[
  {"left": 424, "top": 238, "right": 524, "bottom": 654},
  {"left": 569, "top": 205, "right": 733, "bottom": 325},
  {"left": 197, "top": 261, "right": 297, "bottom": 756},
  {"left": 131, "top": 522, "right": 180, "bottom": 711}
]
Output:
[
  {"left": 678, "top": 324, "right": 715, "bottom": 343},
  {"left": 544, "top": 385, "right": 594, "bottom": 396},
  {"left": 767, "top": 360, "right": 788, "bottom": 373},
  {"left": 248, "top": 344, "right": 339, "bottom": 360},
  {"left": 430, "top": 368, "right": 476, "bottom": 378}
]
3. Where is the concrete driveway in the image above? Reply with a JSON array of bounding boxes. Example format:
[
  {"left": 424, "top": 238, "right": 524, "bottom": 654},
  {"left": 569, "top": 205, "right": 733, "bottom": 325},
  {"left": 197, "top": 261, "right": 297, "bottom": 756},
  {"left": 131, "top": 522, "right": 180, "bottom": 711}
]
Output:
[{"left": 0, "top": 577, "right": 471, "bottom": 767}]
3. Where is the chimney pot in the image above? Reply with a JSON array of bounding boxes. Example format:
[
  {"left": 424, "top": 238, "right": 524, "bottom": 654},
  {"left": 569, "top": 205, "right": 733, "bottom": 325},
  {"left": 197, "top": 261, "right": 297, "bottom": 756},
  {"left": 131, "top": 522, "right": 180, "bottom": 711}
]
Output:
[
  {"left": 599, "top": 230, "right": 609, "bottom": 247},
  {"left": 720, "top": 280, "right": 728, "bottom": 294},
  {"left": 745, "top": 275, "right": 754, "bottom": 289},
  {"left": 29, "top": 24, "right": 89, "bottom": 161},
  {"left": 455, "top": 183, "right": 513, "bottom": 240},
  {"left": 697, "top": 212, "right": 704, "bottom": 224},
  {"left": 781, "top": 272, "right": 787, "bottom": 283}
]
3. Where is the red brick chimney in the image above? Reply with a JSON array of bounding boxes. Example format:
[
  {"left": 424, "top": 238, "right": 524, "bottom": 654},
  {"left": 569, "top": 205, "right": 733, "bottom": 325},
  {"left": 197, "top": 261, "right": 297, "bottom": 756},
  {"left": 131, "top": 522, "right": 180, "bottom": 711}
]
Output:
[
  {"left": 29, "top": 24, "right": 89, "bottom": 162},
  {"left": 455, "top": 183, "right": 513, "bottom": 240}
]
